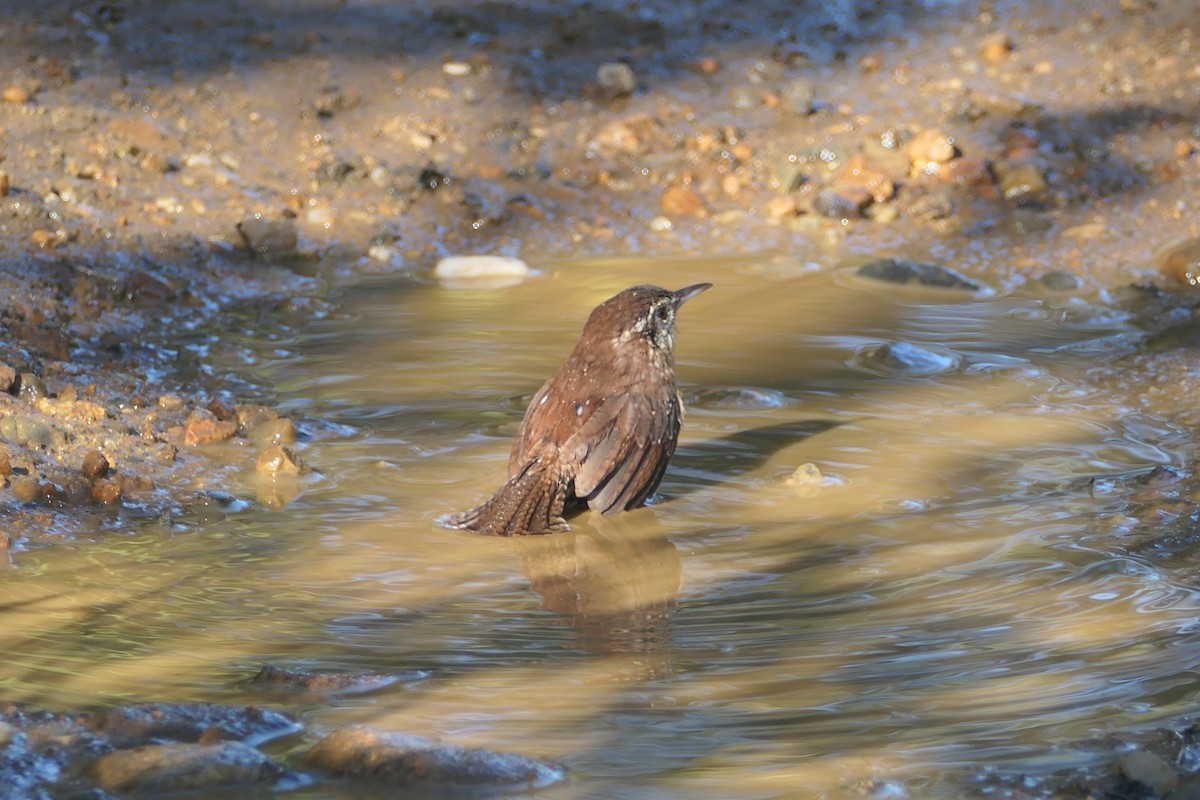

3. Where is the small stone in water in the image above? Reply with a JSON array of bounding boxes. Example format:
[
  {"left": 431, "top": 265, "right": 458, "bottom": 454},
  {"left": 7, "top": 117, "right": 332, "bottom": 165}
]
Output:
[
  {"left": 81, "top": 449, "right": 110, "bottom": 479},
  {"left": 306, "top": 727, "right": 564, "bottom": 789},
  {"left": 92, "top": 742, "right": 286, "bottom": 794},
  {"left": 248, "top": 417, "right": 296, "bottom": 447},
  {"left": 236, "top": 217, "right": 298, "bottom": 257},
  {"left": 91, "top": 479, "right": 123, "bottom": 505},
  {"left": 1115, "top": 750, "right": 1178, "bottom": 797},
  {"left": 16, "top": 373, "right": 48, "bottom": 401},
  {"left": 184, "top": 409, "right": 238, "bottom": 446},
  {"left": 256, "top": 444, "right": 307, "bottom": 476},
  {"left": 433, "top": 255, "right": 531, "bottom": 289},
  {"left": 661, "top": 186, "right": 705, "bottom": 217},
  {"left": 1037, "top": 271, "right": 1081, "bottom": 292},
  {"left": 1159, "top": 235, "right": 1200, "bottom": 287},
  {"left": 597, "top": 62, "right": 637, "bottom": 97},
  {"left": 2, "top": 84, "right": 29, "bottom": 104},
  {"left": 857, "top": 341, "right": 960, "bottom": 375},
  {"left": 780, "top": 77, "right": 815, "bottom": 115},
  {"left": 787, "top": 463, "right": 825, "bottom": 486},
  {"left": 856, "top": 258, "right": 985, "bottom": 292}
]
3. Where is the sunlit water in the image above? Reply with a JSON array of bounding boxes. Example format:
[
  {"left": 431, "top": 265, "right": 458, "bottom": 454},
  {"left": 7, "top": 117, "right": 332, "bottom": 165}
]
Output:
[{"left": 5, "top": 256, "right": 1200, "bottom": 798}]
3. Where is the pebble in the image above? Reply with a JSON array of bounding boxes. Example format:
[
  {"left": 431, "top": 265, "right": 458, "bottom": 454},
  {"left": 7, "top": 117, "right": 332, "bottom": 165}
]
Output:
[
  {"left": 30, "top": 229, "right": 57, "bottom": 248},
  {"left": 856, "top": 341, "right": 961, "bottom": 375},
  {"left": 248, "top": 417, "right": 296, "bottom": 446},
  {"left": 764, "top": 194, "right": 799, "bottom": 222},
  {"left": 0, "top": 362, "right": 15, "bottom": 393},
  {"left": 0, "top": 414, "right": 65, "bottom": 448},
  {"left": 256, "top": 444, "right": 307, "bottom": 476},
  {"left": 779, "top": 77, "right": 815, "bottom": 115},
  {"left": 81, "top": 449, "right": 110, "bottom": 479},
  {"left": 661, "top": 186, "right": 706, "bottom": 217},
  {"left": 433, "top": 255, "right": 531, "bottom": 289},
  {"left": 0, "top": 443, "right": 11, "bottom": 475},
  {"left": 856, "top": 258, "right": 986, "bottom": 292},
  {"left": 980, "top": 31, "right": 1014, "bottom": 63},
  {"left": 249, "top": 665, "right": 415, "bottom": 696},
  {"left": 993, "top": 158, "right": 1048, "bottom": 201},
  {"left": 597, "top": 62, "right": 637, "bottom": 97},
  {"left": 101, "top": 703, "right": 300, "bottom": 748},
  {"left": 92, "top": 742, "right": 287, "bottom": 794},
  {"left": 1037, "top": 271, "right": 1081, "bottom": 292},
  {"left": 236, "top": 217, "right": 298, "bottom": 257},
  {"left": 442, "top": 61, "right": 472, "bottom": 76},
  {"left": 1115, "top": 750, "right": 1178, "bottom": 797},
  {"left": 907, "top": 129, "right": 959, "bottom": 176},
  {"left": 813, "top": 186, "right": 871, "bottom": 219},
  {"left": 184, "top": 409, "right": 238, "bottom": 446},
  {"left": 306, "top": 727, "right": 564, "bottom": 790},
  {"left": 1, "top": 84, "right": 29, "bottom": 104},
  {"left": 0, "top": 170, "right": 8, "bottom": 197},
  {"left": 1158, "top": 235, "right": 1200, "bottom": 287},
  {"left": 10, "top": 475, "right": 40, "bottom": 503},
  {"left": 786, "top": 462, "right": 826, "bottom": 486},
  {"left": 91, "top": 479, "right": 123, "bottom": 505}
]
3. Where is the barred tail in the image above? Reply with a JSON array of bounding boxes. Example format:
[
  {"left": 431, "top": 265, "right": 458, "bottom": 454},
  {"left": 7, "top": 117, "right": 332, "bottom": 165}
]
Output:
[{"left": 443, "top": 459, "right": 571, "bottom": 536}]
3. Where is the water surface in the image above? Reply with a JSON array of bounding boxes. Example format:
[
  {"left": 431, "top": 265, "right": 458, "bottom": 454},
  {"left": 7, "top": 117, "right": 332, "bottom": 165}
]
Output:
[{"left": 5, "top": 257, "right": 1199, "bottom": 798}]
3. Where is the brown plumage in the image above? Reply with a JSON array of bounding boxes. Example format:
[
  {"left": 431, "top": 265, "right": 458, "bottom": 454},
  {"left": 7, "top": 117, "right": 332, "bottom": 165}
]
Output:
[{"left": 445, "top": 283, "right": 711, "bottom": 536}]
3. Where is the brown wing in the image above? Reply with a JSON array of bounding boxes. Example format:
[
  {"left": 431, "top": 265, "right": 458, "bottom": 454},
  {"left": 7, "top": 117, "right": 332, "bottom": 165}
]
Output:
[{"left": 567, "top": 391, "right": 681, "bottom": 514}]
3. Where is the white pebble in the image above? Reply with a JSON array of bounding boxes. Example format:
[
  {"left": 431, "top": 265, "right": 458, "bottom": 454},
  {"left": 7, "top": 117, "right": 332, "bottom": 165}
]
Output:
[{"left": 433, "top": 255, "right": 531, "bottom": 289}]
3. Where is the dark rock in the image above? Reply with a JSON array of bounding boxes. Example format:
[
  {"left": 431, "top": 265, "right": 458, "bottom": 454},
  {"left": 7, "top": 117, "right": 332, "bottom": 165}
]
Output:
[
  {"left": 418, "top": 167, "right": 452, "bottom": 191},
  {"left": 1114, "top": 750, "right": 1178, "bottom": 796},
  {"left": 101, "top": 703, "right": 300, "bottom": 749},
  {"left": 81, "top": 449, "right": 110, "bottom": 479},
  {"left": 306, "top": 727, "right": 564, "bottom": 790},
  {"left": 236, "top": 217, "right": 298, "bottom": 257},
  {"left": 813, "top": 187, "right": 870, "bottom": 219},
  {"left": 856, "top": 258, "right": 986, "bottom": 292},
  {"left": 1144, "top": 320, "right": 1200, "bottom": 351},
  {"left": 92, "top": 742, "right": 287, "bottom": 795},
  {"left": 1037, "top": 271, "right": 1081, "bottom": 292}
]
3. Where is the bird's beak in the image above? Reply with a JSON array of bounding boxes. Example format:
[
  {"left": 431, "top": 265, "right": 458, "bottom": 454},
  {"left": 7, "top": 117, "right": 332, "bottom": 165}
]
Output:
[{"left": 673, "top": 283, "right": 712, "bottom": 306}]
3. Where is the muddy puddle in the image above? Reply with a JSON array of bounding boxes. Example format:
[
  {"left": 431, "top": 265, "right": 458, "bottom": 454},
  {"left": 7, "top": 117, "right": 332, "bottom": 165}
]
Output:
[{"left": 4, "top": 254, "right": 1199, "bottom": 798}]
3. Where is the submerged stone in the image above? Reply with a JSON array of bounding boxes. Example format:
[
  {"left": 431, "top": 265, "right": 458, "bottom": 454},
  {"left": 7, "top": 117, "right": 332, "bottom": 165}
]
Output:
[
  {"left": 92, "top": 742, "right": 286, "bottom": 794},
  {"left": 306, "top": 727, "right": 563, "bottom": 790},
  {"left": 856, "top": 341, "right": 961, "bottom": 375},
  {"left": 856, "top": 258, "right": 985, "bottom": 292},
  {"left": 1159, "top": 235, "right": 1200, "bottom": 287},
  {"left": 249, "top": 665, "right": 423, "bottom": 696},
  {"left": 101, "top": 703, "right": 300, "bottom": 748}
]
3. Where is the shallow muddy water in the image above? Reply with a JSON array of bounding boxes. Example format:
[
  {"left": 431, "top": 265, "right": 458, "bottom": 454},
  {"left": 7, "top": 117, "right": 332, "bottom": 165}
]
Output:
[{"left": 5, "top": 256, "right": 1200, "bottom": 798}]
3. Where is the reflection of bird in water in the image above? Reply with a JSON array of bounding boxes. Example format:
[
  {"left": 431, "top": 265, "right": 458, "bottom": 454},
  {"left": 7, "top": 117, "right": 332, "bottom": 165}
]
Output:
[
  {"left": 513, "top": 513, "right": 681, "bottom": 675},
  {"left": 447, "top": 283, "right": 711, "bottom": 536}
]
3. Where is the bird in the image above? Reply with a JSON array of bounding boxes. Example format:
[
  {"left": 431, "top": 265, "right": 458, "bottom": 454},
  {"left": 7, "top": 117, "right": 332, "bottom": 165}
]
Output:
[{"left": 445, "top": 283, "right": 711, "bottom": 536}]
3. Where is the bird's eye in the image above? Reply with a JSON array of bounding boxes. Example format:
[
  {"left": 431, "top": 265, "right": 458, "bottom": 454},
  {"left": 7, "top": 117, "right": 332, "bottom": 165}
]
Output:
[{"left": 655, "top": 305, "right": 671, "bottom": 322}]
